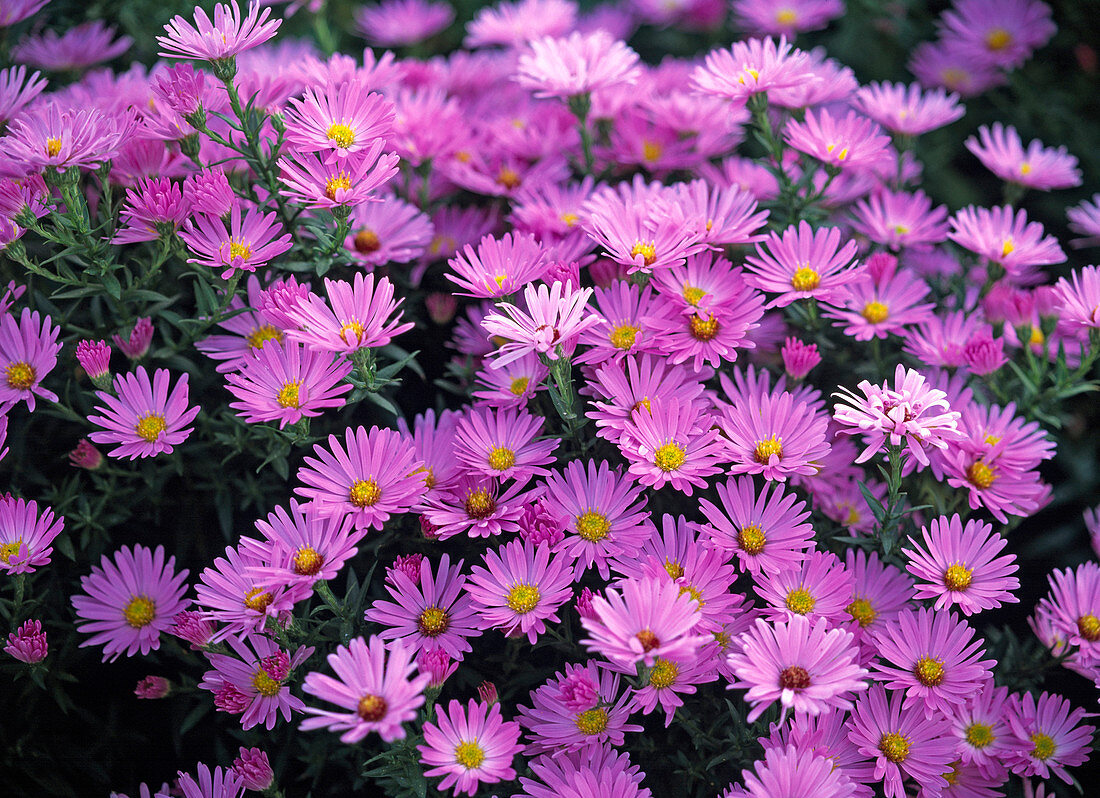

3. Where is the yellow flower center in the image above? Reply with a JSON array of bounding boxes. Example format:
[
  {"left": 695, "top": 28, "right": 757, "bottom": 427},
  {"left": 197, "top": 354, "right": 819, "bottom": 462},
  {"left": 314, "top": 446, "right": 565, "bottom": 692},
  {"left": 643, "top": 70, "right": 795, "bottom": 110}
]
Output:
[
  {"left": 894, "top": 224, "right": 910, "bottom": 235},
  {"left": 1001, "top": 238, "right": 1015, "bottom": 258},
  {"left": 862, "top": 301, "right": 889, "bottom": 324},
  {"left": 326, "top": 122, "right": 355, "bottom": 148},
  {"left": 914, "top": 656, "right": 946, "bottom": 686},
  {"left": 560, "top": 212, "right": 578, "bottom": 227},
  {"left": 1077, "top": 613, "right": 1100, "bottom": 641},
  {"left": 785, "top": 588, "right": 815, "bottom": 615},
  {"left": 965, "top": 722, "right": 994, "bottom": 749},
  {"left": 506, "top": 583, "right": 540, "bottom": 614},
  {"left": 737, "top": 524, "right": 766, "bottom": 555},
  {"left": 339, "top": 319, "right": 365, "bottom": 344},
  {"left": 1029, "top": 326, "right": 1045, "bottom": 346},
  {"left": 253, "top": 667, "right": 282, "bottom": 697},
  {"left": 417, "top": 606, "right": 450, "bottom": 637},
  {"left": 846, "top": 597, "right": 877, "bottom": 627},
  {"left": 293, "top": 546, "right": 324, "bottom": 576},
  {"left": 454, "top": 740, "right": 486, "bottom": 770},
  {"left": 246, "top": 324, "right": 283, "bottom": 349},
  {"left": 610, "top": 324, "right": 640, "bottom": 350},
  {"left": 941, "top": 67, "right": 969, "bottom": 88},
  {"left": 276, "top": 381, "right": 301, "bottom": 409},
  {"left": 354, "top": 229, "right": 381, "bottom": 253},
  {"left": 1030, "top": 732, "right": 1056, "bottom": 761},
  {"left": 509, "top": 376, "right": 530, "bottom": 396},
  {"left": 123, "top": 595, "right": 156, "bottom": 628},
  {"left": 244, "top": 587, "right": 274, "bottom": 612},
  {"left": 879, "top": 732, "right": 911, "bottom": 763},
  {"left": 576, "top": 510, "right": 610, "bottom": 542},
  {"left": 983, "top": 434, "right": 1002, "bottom": 446},
  {"left": 944, "top": 761, "right": 961, "bottom": 786},
  {"left": 496, "top": 167, "right": 522, "bottom": 190},
  {"left": 45, "top": 137, "right": 63, "bottom": 157},
  {"left": 630, "top": 241, "right": 657, "bottom": 266},
  {"left": 349, "top": 479, "right": 382, "bottom": 507},
  {"left": 986, "top": 28, "right": 1012, "bottom": 51},
  {"left": 654, "top": 442, "right": 686, "bottom": 472},
  {"left": 944, "top": 563, "right": 973, "bottom": 591},
  {"left": 5, "top": 361, "right": 35, "bottom": 390},
  {"left": 1020, "top": 162, "right": 1032, "bottom": 176},
  {"left": 636, "top": 629, "right": 660, "bottom": 651},
  {"left": 664, "top": 558, "right": 684, "bottom": 579},
  {"left": 753, "top": 437, "right": 783, "bottom": 464},
  {"left": 465, "top": 489, "right": 496, "bottom": 519},
  {"left": 679, "top": 584, "right": 704, "bottom": 607},
  {"left": 574, "top": 707, "right": 609, "bottom": 735},
  {"left": 682, "top": 284, "right": 706, "bottom": 306},
  {"left": 776, "top": 8, "right": 797, "bottom": 24},
  {"left": 228, "top": 240, "right": 252, "bottom": 261},
  {"left": 740, "top": 68, "right": 760, "bottom": 84},
  {"left": 791, "top": 267, "right": 820, "bottom": 292},
  {"left": 649, "top": 658, "right": 678, "bottom": 689},
  {"left": 0, "top": 540, "right": 22, "bottom": 564},
  {"left": 135, "top": 414, "right": 167, "bottom": 443},
  {"left": 357, "top": 693, "right": 387, "bottom": 721},
  {"left": 689, "top": 313, "right": 719, "bottom": 341},
  {"left": 487, "top": 446, "right": 516, "bottom": 471},
  {"left": 325, "top": 173, "right": 353, "bottom": 201},
  {"left": 642, "top": 140, "right": 662, "bottom": 163},
  {"left": 778, "top": 665, "right": 811, "bottom": 690},
  {"left": 966, "top": 460, "right": 996, "bottom": 489},
  {"left": 826, "top": 143, "right": 850, "bottom": 161}
]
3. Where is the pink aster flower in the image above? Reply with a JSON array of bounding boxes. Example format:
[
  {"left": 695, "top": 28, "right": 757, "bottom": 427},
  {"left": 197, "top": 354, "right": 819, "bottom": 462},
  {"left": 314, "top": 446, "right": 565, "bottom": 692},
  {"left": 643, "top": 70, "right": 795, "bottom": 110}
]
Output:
[
  {"left": 481, "top": 280, "right": 602, "bottom": 368},
  {"left": 0, "top": 0, "right": 47, "bottom": 28},
  {"left": 355, "top": 0, "right": 454, "bottom": 46},
  {"left": 225, "top": 339, "right": 352, "bottom": 429},
  {"left": 1066, "top": 193, "right": 1100, "bottom": 248},
  {"left": 518, "top": 744, "right": 651, "bottom": 798},
  {"left": 183, "top": 169, "right": 235, "bottom": 218},
  {"left": 1032, "top": 562, "right": 1100, "bottom": 667},
  {"left": 419, "top": 699, "right": 522, "bottom": 797},
  {"left": 698, "top": 475, "right": 814, "bottom": 575},
  {"left": 904, "top": 514, "right": 1019, "bottom": 616},
  {"left": 732, "top": 743, "right": 857, "bottom": 798},
  {"left": 1056, "top": 265, "right": 1100, "bottom": 331},
  {"left": 158, "top": 0, "right": 281, "bottom": 63},
  {"left": 300, "top": 635, "right": 429, "bottom": 743},
  {"left": 464, "top": 0, "right": 576, "bottom": 48},
  {"left": 952, "top": 683, "right": 1013, "bottom": 777},
  {"left": 114, "top": 176, "right": 190, "bottom": 245},
  {"left": 755, "top": 549, "right": 854, "bottom": 625},
  {"left": 908, "top": 38, "right": 1006, "bottom": 98},
  {"left": 344, "top": 197, "right": 433, "bottom": 268},
  {"left": 781, "top": 337, "right": 821, "bottom": 379},
  {"left": 200, "top": 633, "right": 311, "bottom": 730},
  {"left": 12, "top": 21, "right": 132, "bottom": 71},
  {"left": 948, "top": 205, "right": 1065, "bottom": 284},
  {"left": 5, "top": 101, "right": 135, "bottom": 173},
  {"left": 844, "top": 548, "right": 914, "bottom": 642},
  {"left": 937, "top": 0, "right": 1056, "bottom": 71},
  {"left": 5, "top": 618, "right": 47, "bottom": 664},
  {"left": 421, "top": 474, "right": 534, "bottom": 540},
  {"left": 850, "top": 189, "right": 950, "bottom": 251},
  {"left": 71, "top": 544, "right": 189, "bottom": 663},
  {"left": 745, "top": 221, "right": 862, "bottom": 308},
  {"left": 833, "top": 364, "right": 963, "bottom": 468},
  {"left": 516, "top": 30, "right": 641, "bottom": 99},
  {"left": 282, "top": 272, "right": 413, "bottom": 354},
  {"left": 1005, "top": 691, "right": 1094, "bottom": 784},
  {"left": 852, "top": 81, "right": 964, "bottom": 136},
  {"left": 847, "top": 684, "right": 957, "bottom": 798},
  {"left": 447, "top": 232, "right": 548, "bottom": 300},
  {"left": 231, "top": 748, "right": 273, "bottom": 792},
  {"left": 731, "top": 0, "right": 843, "bottom": 36},
  {"left": 822, "top": 264, "right": 935, "bottom": 341},
  {"left": 0, "top": 65, "right": 46, "bottom": 125},
  {"left": 690, "top": 36, "right": 816, "bottom": 105},
  {"left": 365, "top": 553, "right": 483, "bottom": 660},
  {"left": 0, "top": 496, "right": 63, "bottom": 575},
  {"left": 283, "top": 82, "right": 395, "bottom": 162},
  {"left": 113, "top": 317, "right": 154, "bottom": 360},
  {"left": 179, "top": 203, "right": 293, "bottom": 280},
  {"left": 0, "top": 307, "right": 60, "bottom": 413},
  {"left": 872, "top": 607, "right": 994, "bottom": 716},
  {"left": 965, "top": 123, "right": 1081, "bottom": 191},
  {"left": 720, "top": 389, "right": 831, "bottom": 482},
  {"left": 619, "top": 399, "right": 727, "bottom": 494},
  {"left": 279, "top": 147, "right": 399, "bottom": 209},
  {"left": 245, "top": 499, "right": 359, "bottom": 590},
  {"left": 581, "top": 576, "right": 709, "bottom": 668},
  {"left": 646, "top": 279, "right": 765, "bottom": 372},
  {"left": 87, "top": 367, "right": 200, "bottom": 460},
  {"left": 586, "top": 353, "right": 707, "bottom": 444},
  {"left": 466, "top": 539, "right": 574, "bottom": 643},
  {"left": 295, "top": 426, "right": 423, "bottom": 532},
  {"left": 784, "top": 108, "right": 892, "bottom": 171},
  {"left": 172, "top": 763, "right": 244, "bottom": 798}
]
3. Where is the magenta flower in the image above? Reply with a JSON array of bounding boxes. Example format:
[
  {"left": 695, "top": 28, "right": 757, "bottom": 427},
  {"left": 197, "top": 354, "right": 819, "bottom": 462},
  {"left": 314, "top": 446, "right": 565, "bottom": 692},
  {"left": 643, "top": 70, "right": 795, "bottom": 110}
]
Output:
[
  {"left": 179, "top": 203, "right": 293, "bottom": 280},
  {"left": 295, "top": 426, "right": 424, "bottom": 532},
  {"left": 844, "top": 548, "right": 914, "bottom": 641},
  {"left": 720, "top": 389, "right": 831, "bottom": 482},
  {"left": 781, "top": 337, "right": 821, "bottom": 379},
  {"left": 852, "top": 81, "right": 964, "bottom": 136},
  {"left": 0, "top": 0, "right": 47, "bottom": 27},
  {"left": 731, "top": 0, "right": 843, "bottom": 36},
  {"left": 966, "top": 123, "right": 1081, "bottom": 191},
  {"left": 114, "top": 176, "right": 190, "bottom": 244},
  {"left": 245, "top": 499, "right": 359, "bottom": 591},
  {"left": 231, "top": 748, "right": 273, "bottom": 792},
  {"left": 849, "top": 189, "right": 950, "bottom": 251},
  {"left": 453, "top": 405, "right": 558, "bottom": 484},
  {"left": 355, "top": 0, "right": 455, "bottom": 46},
  {"left": 0, "top": 66, "right": 46, "bottom": 125},
  {"left": 516, "top": 30, "right": 641, "bottom": 99},
  {"left": 937, "top": 0, "right": 1056, "bottom": 71},
  {"left": 908, "top": 38, "right": 1006, "bottom": 98},
  {"left": 482, "top": 280, "right": 601, "bottom": 368},
  {"left": 300, "top": 635, "right": 429, "bottom": 743},
  {"left": 447, "top": 232, "right": 548, "bottom": 300},
  {"left": 422, "top": 474, "right": 534, "bottom": 540},
  {"left": 1056, "top": 266, "right": 1100, "bottom": 330},
  {"left": 225, "top": 339, "right": 352, "bottom": 429},
  {"left": 948, "top": 205, "right": 1065, "bottom": 284},
  {"left": 419, "top": 699, "right": 522, "bottom": 797},
  {"left": 732, "top": 743, "right": 857, "bottom": 798},
  {"left": 344, "top": 197, "right": 433, "bottom": 268},
  {"left": 0, "top": 307, "right": 60, "bottom": 413},
  {"left": 71, "top": 544, "right": 189, "bottom": 663},
  {"left": 279, "top": 146, "right": 399, "bottom": 209},
  {"left": 1067, "top": 193, "right": 1100, "bottom": 248},
  {"left": 464, "top": 0, "right": 576, "bottom": 48},
  {"left": 620, "top": 399, "right": 727, "bottom": 494},
  {"left": 755, "top": 550, "right": 854, "bottom": 625},
  {"left": 12, "top": 21, "right": 132, "bottom": 71},
  {"left": 200, "top": 633, "right": 311, "bottom": 730},
  {"left": 284, "top": 82, "right": 395, "bottom": 162},
  {"left": 823, "top": 265, "right": 935, "bottom": 341},
  {"left": 1005, "top": 691, "right": 1094, "bottom": 783},
  {"left": 952, "top": 683, "right": 1013, "bottom": 777},
  {"left": 87, "top": 367, "right": 200, "bottom": 460},
  {"left": 365, "top": 553, "right": 483, "bottom": 660},
  {"left": 518, "top": 744, "right": 650, "bottom": 798},
  {"left": 5, "top": 619, "right": 47, "bottom": 664},
  {"left": 158, "top": 0, "right": 281, "bottom": 63},
  {"left": 784, "top": 108, "right": 893, "bottom": 171},
  {"left": 691, "top": 36, "right": 816, "bottom": 104},
  {"left": 113, "top": 317, "right": 154, "bottom": 360},
  {"left": 184, "top": 169, "right": 236, "bottom": 218},
  {"left": 5, "top": 102, "right": 135, "bottom": 172},
  {"left": 587, "top": 353, "right": 707, "bottom": 444},
  {"left": 173, "top": 763, "right": 244, "bottom": 798},
  {"left": 647, "top": 281, "right": 765, "bottom": 372},
  {"left": 0, "top": 496, "right": 63, "bottom": 575},
  {"left": 283, "top": 272, "right": 413, "bottom": 354},
  {"left": 744, "top": 221, "right": 862, "bottom": 308},
  {"left": 904, "top": 514, "right": 1019, "bottom": 616}
]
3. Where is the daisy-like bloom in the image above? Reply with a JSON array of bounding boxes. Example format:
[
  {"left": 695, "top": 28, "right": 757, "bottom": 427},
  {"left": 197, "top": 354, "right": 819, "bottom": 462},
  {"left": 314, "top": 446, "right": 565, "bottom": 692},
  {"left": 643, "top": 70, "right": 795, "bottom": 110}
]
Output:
[
  {"left": 516, "top": 30, "right": 641, "bottom": 99},
  {"left": 200, "top": 633, "right": 311, "bottom": 730},
  {"left": 279, "top": 147, "right": 400, "bottom": 209},
  {"left": 11, "top": 21, "right": 132, "bottom": 71},
  {"left": 518, "top": 744, "right": 652, "bottom": 798},
  {"left": 419, "top": 699, "right": 522, "bottom": 797},
  {"left": 844, "top": 549, "right": 913, "bottom": 643},
  {"left": 1033, "top": 562, "right": 1100, "bottom": 667},
  {"left": 245, "top": 499, "right": 358, "bottom": 591},
  {"left": 295, "top": 426, "right": 423, "bottom": 532},
  {"left": 464, "top": 0, "right": 576, "bottom": 48},
  {"left": 903, "top": 514, "right": 1019, "bottom": 616},
  {"left": 744, "top": 221, "right": 862, "bottom": 309},
  {"left": 947, "top": 205, "right": 1065, "bottom": 284},
  {"left": 690, "top": 36, "right": 816, "bottom": 105},
  {"left": 517, "top": 660, "right": 643, "bottom": 756},
  {"left": 669, "top": 181, "right": 770, "bottom": 248},
  {"left": 284, "top": 83, "right": 395, "bottom": 162},
  {"left": 833, "top": 364, "right": 963, "bottom": 469},
  {"left": 365, "top": 553, "right": 483, "bottom": 660},
  {"left": 1067, "top": 193, "right": 1100, "bottom": 248},
  {"left": 1055, "top": 265, "right": 1100, "bottom": 330},
  {"left": 731, "top": 0, "right": 844, "bottom": 36},
  {"left": 729, "top": 615, "right": 868, "bottom": 723},
  {"left": 908, "top": 38, "right": 1006, "bottom": 98},
  {"left": 421, "top": 474, "right": 534, "bottom": 541},
  {"left": 941, "top": 447, "right": 1048, "bottom": 524},
  {"left": 172, "top": 764, "right": 244, "bottom": 798},
  {"left": 1005, "top": 691, "right": 1094, "bottom": 784},
  {"left": 756, "top": 550, "right": 855, "bottom": 625},
  {"left": 937, "top": 0, "right": 1056, "bottom": 71},
  {"left": 823, "top": 266, "right": 935, "bottom": 342},
  {"left": 582, "top": 190, "right": 703, "bottom": 276},
  {"left": 355, "top": 0, "right": 454, "bottom": 46},
  {"left": 581, "top": 576, "right": 709, "bottom": 668},
  {"left": 87, "top": 367, "right": 200, "bottom": 460},
  {"left": 71, "top": 544, "right": 189, "bottom": 663},
  {"left": 720, "top": 389, "right": 830, "bottom": 482},
  {"left": 0, "top": 66, "right": 46, "bottom": 125},
  {"left": 465, "top": 539, "right": 574, "bottom": 643},
  {"left": 850, "top": 189, "right": 951, "bottom": 251},
  {"left": 5, "top": 102, "right": 135, "bottom": 173},
  {"left": 114, "top": 176, "right": 191, "bottom": 245},
  {"left": 0, "top": 0, "right": 47, "bottom": 27},
  {"left": 196, "top": 276, "right": 298, "bottom": 373},
  {"left": 179, "top": 203, "right": 293, "bottom": 280},
  {"left": 447, "top": 233, "right": 548, "bottom": 300},
  {"left": 731, "top": 744, "right": 856, "bottom": 798},
  {"left": 282, "top": 272, "right": 413, "bottom": 355},
  {"left": 0, "top": 496, "right": 64, "bottom": 575},
  {"left": 646, "top": 281, "right": 765, "bottom": 373},
  {"left": 698, "top": 476, "right": 814, "bottom": 575},
  {"left": 482, "top": 280, "right": 602, "bottom": 368},
  {"left": 965, "top": 123, "right": 1082, "bottom": 191},
  {"left": 852, "top": 81, "right": 964, "bottom": 136},
  {"left": 5, "top": 618, "right": 47, "bottom": 664},
  {"left": 574, "top": 282, "right": 665, "bottom": 366},
  {"left": 952, "top": 683, "right": 1013, "bottom": 778},
  {"left": 300, "top": 635, "right": 429, "bottom": 743},
  {"left": 587, "top": 353, "right": 707, "bottom": 443},
  {"left": 784, "top": 108, "right": 893, "bottom": 171},
  {"left": 344, "top": 198, "right": 433, "bottom": 268},
  {"left": 0, "top": 307, "right": 60, "bottom": 413},
  {"left": 543, "top": 459, "right": 652, "bottom": 579},
  {"left": 872, "top": 607, "right": 994, "bottom": 716},
  {"left": 158, "top": 0, "right": 281, "bottom": 64},
  {"left": 847, "top": 685, "right": 956, "bottom": 798},
  {"left": 619, "top": 399, "right": 727, "bottom": 495}
]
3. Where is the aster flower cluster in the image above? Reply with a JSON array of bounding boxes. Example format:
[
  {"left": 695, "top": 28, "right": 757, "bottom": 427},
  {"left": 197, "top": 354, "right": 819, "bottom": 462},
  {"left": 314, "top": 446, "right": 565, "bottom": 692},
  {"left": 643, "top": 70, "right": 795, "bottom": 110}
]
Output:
[{"left": 2, "top": 0, "right": 1099, "bottom": 796}]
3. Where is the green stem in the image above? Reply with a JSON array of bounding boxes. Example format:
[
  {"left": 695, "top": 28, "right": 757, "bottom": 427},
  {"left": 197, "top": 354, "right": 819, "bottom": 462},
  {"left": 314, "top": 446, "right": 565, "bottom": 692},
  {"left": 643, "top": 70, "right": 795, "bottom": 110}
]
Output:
[{"left": 567, "top": 94, "right": 596, "bottom": 176}]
